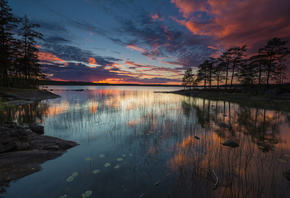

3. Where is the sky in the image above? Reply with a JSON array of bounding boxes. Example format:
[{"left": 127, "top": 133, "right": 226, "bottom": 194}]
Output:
[{"left": 10, "top": 0, "right": 290, "bottom": 84}]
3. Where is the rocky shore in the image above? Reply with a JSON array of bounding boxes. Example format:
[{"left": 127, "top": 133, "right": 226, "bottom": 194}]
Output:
[
  {"left": 0, "top": 87, "right": 60, "bottom": 106},
  {"left": 0, "top": 122, "right": 78, "bottom": 185},
  {"left": 0, "top": 88, "right": 78, "bottom": 193}
]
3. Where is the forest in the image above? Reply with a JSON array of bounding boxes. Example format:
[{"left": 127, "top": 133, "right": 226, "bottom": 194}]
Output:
[
  {"left": 0, "top": 0, "right": 43, "bottom": 88},
  {"left": 183, "top": 38, "right": 289, "bottom": 89}
]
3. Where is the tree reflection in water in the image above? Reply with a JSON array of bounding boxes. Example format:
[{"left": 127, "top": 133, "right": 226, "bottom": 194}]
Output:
[
  {"left": 0, "top": 101, "right": 49, "bottom": 125},
  {"left": 178, "top": 97, "right": 290, "bottom": 197}
]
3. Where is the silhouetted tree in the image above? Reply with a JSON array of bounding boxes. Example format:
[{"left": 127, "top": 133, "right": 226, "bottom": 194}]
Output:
[
  {"left": 258, "top": 37, "right": 288, "bottom": 86},
  {"left": 237, "top": 60, "right": 256, "bottom": 86},
  {"left": 182, "top": 68, "right": 194, "bottom": 90},
  {"left": 273, "top": 62, "right": 287, "bottom": 84},
  {"left": 219, "top": 50, "right": 231, "bottom": 89},
  {"left": 228, "top": 45, "right": 247, "bottom": 89},
  {"left": 213, "top": 60, "right": 225, "bottom": 89},
  {"left": 197, "top": 60, "right": 208, "bottom": 89},
  {"left": 248, "top": 55, "right": 266, "bottom": 85},
  {"left": 19, "top": 15, "right": 43, "bottom": 87},
  {"left": 0, "top": 0, "right": 19, "bottom": 86}
]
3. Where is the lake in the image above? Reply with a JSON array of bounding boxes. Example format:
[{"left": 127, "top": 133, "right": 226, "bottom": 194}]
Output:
[{"left": 2, "top": 86, "right": 290, "bottom": 198}]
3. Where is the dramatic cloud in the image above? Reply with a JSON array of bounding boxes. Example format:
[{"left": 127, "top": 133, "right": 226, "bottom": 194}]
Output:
[
  {"left": 172, "top": 0, "right": 290, "bottom": 52},
  {"left": 10, "top": 0, "right": 289, "bottom": 83}
]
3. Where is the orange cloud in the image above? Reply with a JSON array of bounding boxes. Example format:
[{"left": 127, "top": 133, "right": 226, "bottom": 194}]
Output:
[
  {"left": 88, "top": 57, "right": 97, "bottom": 65},
  {"left": 127, "top": 44, "right": 146, "bottom": 52},
  {"left": 38, "top": 51, "right": 68, "bottom": 67},
  {"left": 38, "top": 52, "right": 65, "bottom": 62},
  {"left": 125, "top": 61, "right": 136, "bottom": 66}
]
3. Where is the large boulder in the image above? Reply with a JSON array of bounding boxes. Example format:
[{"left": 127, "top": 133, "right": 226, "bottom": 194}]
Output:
[{"left": 29, "top": 125, "right": 44, "bottom": 134}]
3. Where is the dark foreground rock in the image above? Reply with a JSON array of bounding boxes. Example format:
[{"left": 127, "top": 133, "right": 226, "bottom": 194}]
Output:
[
  {"left": 0, "top": 122, "right": 78, "bottom": 184},
  {"left": 0, "top": 88, "right": 60, "bottom": 106},
  {"left": 221, "top": 140, "right": 239, "bottom": 148}
]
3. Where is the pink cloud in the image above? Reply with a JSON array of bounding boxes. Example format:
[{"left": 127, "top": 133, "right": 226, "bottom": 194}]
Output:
[
  {"left": 172, "top": 0, "right": 290, "bottom": 52},
  {"left": 171, "top": 0, "right": 207, "bottom": 17},
  {"left": 150, "top": 13, "right": 160, "bottom": 21}
]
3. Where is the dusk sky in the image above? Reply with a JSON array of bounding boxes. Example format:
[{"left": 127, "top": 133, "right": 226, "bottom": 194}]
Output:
[{"left": 10, "top": 0, "right": 290, "bottom": 84}]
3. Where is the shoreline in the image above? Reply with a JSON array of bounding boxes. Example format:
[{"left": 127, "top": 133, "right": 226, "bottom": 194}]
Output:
[
  {"left": 167, "top": 88, "right": 290, "bottom": 112},
  {"left": 0, "top": 88, "right": 77, "bottom": 191},
  {"left": 0, "top": 122, "right": 78, "bottom": 186},
  {"left": 0, "top": 87, "right": 60, "bottom": 106}
]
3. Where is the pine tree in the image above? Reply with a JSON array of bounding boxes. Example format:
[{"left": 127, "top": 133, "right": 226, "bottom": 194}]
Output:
[
  {"left": 0, "top": 0, "right": 19, "bottom": 86},
  {"left": 197, "top": 60, "right": 213, "bottom": 89},
  {"left": 182, "top": 68, "right": 194, "bottom": 90},
  {"left": 228, "top": 45, "right": 247, "bottom": 89},
  {"left": 219, "top": 50, "right": 231, "bottom": 89},
  {"left": 248, "top": 55, "right": 266, "bottom": 85},
  {"left": 237, "top": 60, "right": 256, "bottom": 86},
  {"left": 258, "top": 37, "right": 288, "bottom": 86},
  {"left": 19, "top": 15, "right": 43, "bottom": 87},
  {"left": 213, "top": 59, "right": 225, "bottom": 89}
]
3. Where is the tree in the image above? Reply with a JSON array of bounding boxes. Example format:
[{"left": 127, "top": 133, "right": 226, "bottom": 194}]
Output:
[
  {"left": 0, "top": 0, "right": 19, "bottom": 86},
  {"left": 248, "top": 55, "right": 266, "bottom": 85},
  {"left": 258, "top": 37, "right": 288, "bottom": 86},
  {"left": 182, "top": 68, "right": 194, "bottom": 90},
  {"left": 197, "top": 59, "right": 214, "bottom": 89},
  {"left": 18, "top": 15, "right": 43, "bottom": 87},
  {"left": 213, "top": 60, "right": 225, "bottom": 89},
  {"left": 273, "top": 62, "right": 287, "bottom": 84},
  {"left": 228, "top": 45, "right": 247, "bottom": 89},
  {"left": 219, "top": 50, "right": 231, "bottom": 89},
  {"left": 237, "top": 60, "right": 256, "bottom": 86}
]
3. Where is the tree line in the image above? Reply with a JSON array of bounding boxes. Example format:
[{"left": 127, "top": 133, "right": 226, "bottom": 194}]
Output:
[
  {"left": 0, "top": 0, "right": 44, "bottom": 88},
  {"left": 182, "top": 37, "right": 289, "bottom": 89}
]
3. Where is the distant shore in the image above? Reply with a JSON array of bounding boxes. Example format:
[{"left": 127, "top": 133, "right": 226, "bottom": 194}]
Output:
[
  {"left": 0, "top": 87, "right": 60, "bottom": 107},
  {"left": 167, "top": 87, "right": 290, "bottom": 112}
]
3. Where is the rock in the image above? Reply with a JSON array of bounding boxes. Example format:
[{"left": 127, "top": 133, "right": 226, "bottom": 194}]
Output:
[
  {"left": 43, "top": 145, "right": 59, "bottom": 150},
  {"left": 221, "top": 140, "right": 239, "bottom": 148},
  {"left": 218, "top": 123, "right": 232, "bottom": 129},
  {"left": 29, "top": 125, "right": 44, "bottom": 134},
  {"left": 0, "top": 123, "right": 78, "bottom": 184},
  {"left": 16, "top": 142, "right": 31, "bottom": 151},
  {"left": 194, "top": 136, "right": 200, "bottom": 139},
  {"left": 1, "top": 137, "right": 18, "bottom": 145},
  {"left": 283, "top": 171, "right": 290, "bottom": 181},
  {"left": 0, "top": 142, "right": 17, "bottom": 153}
]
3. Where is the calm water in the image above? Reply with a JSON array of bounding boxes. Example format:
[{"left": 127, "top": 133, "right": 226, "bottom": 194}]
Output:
[{"left": 2, "top": 86, "right": 290, "bottom": 198}]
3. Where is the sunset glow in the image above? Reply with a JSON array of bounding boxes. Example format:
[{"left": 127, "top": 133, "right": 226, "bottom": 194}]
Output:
[{"left": 10, "top": 0, "right": 289, "bottom": 84}]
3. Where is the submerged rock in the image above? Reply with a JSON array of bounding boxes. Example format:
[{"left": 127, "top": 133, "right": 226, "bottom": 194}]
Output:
[
  {"left": 221, "top": 140, "right": 239, "bottom": 148},
  {"left": 194, "top": 136, "right": 200, "bottom": 140},
  {"left": 218, "top": 123, "right": 232, "bottom": 129}
]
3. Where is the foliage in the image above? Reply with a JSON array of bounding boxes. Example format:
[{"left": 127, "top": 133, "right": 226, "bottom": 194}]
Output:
[
  {"left": 182, "top": 68, "right": 196, "bottom": 90},
  {"left": 0, "top": 1, "right": 44, "bottom": 88},
  {"left": 0, "top": 0, "right": 19, "bottom": 87},
  {"left": 258, "top": 37, "right": 288, "bottom": 86},
  {"left": 184, "top": 37, "right": 288, "bottom": 89}
]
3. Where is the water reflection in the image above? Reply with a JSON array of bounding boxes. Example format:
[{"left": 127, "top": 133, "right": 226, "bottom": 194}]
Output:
[
  {"left": 178, "top": 96, "right": 290, "bottom": 197},
  {"left": 2, "top": 86, "right": 290, "bottom": 198}
]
